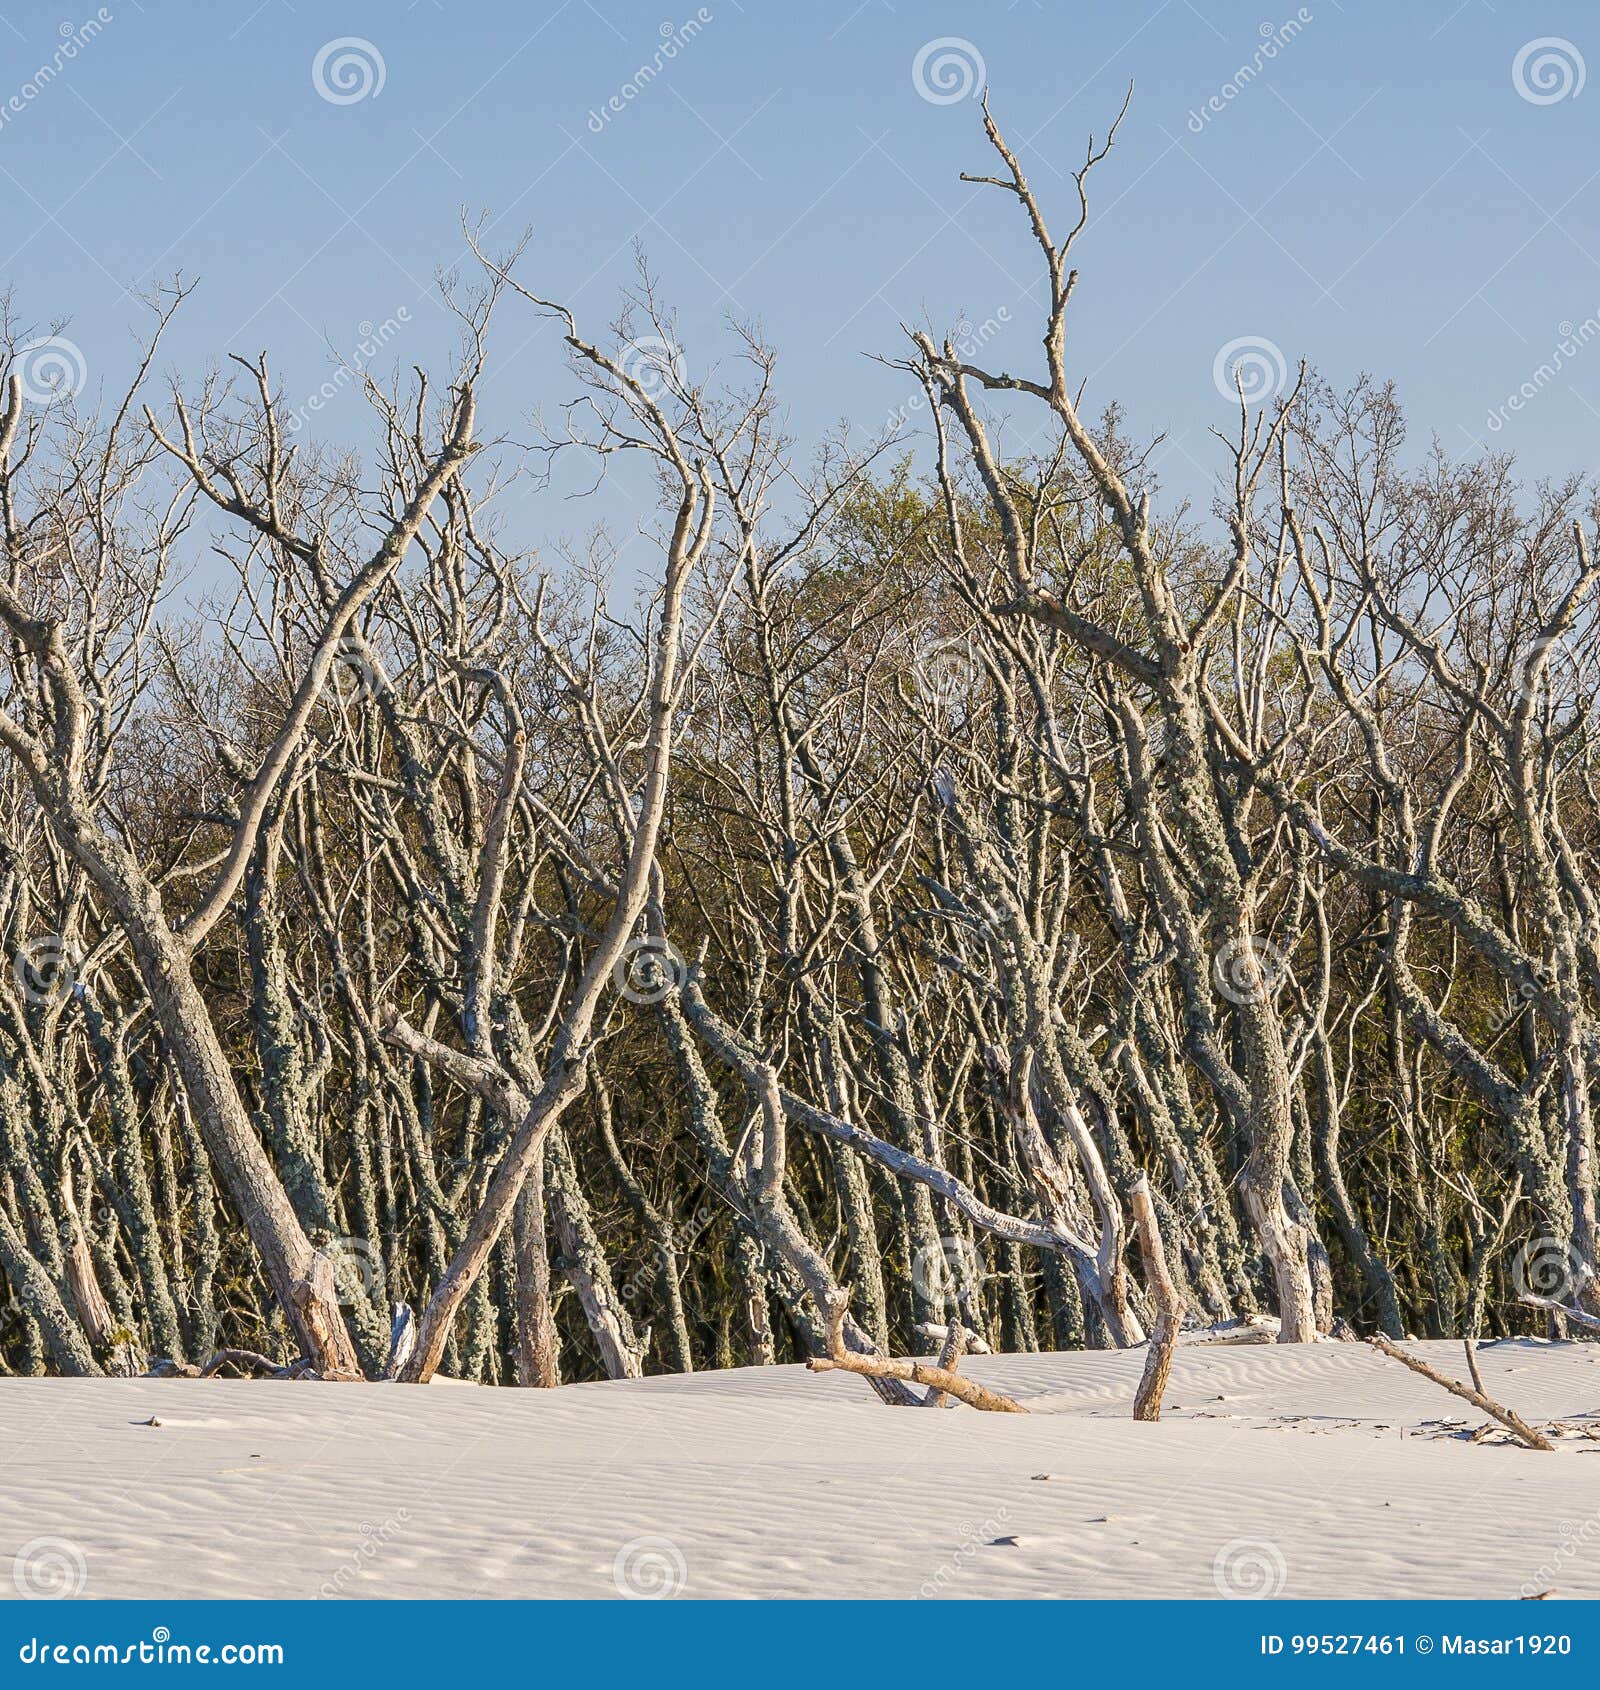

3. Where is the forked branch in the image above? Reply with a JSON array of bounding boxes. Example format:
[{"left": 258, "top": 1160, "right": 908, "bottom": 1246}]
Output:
[{"left": 1368, "top": 1334, "right": 1553, "bottom": 1451}]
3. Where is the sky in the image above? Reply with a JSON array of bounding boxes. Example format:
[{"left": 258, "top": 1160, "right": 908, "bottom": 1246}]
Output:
[{"left": 3, "top": 0, "right": 1599, "bottom": 590}]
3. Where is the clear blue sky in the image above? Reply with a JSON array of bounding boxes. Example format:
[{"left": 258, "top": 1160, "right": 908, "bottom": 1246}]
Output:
[{"left": 4, "top": 0, "right": 1598, "bottom": 585}]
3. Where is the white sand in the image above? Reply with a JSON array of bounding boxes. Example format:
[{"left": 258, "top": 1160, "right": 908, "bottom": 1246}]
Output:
[{"left": 2, "top": 1338, "right": 1597, "bottom": 1600}]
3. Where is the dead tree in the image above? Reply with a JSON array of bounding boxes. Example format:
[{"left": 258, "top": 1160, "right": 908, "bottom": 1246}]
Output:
[{"left": 908, "top": 99, "right": 1325, "bottom": 1340}]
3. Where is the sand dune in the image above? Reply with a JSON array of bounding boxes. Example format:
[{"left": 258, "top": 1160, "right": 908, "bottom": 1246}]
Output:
[{"left": 2, "top": 1338, "right": 1597, "bottom": 1600}]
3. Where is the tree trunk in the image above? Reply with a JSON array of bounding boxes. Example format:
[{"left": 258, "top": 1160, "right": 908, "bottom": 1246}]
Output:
[{"left": 512, "top": 1148, "right": 561, "bottom": 1387}]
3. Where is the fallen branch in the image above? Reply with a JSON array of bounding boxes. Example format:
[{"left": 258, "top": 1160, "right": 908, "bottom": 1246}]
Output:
[
  {"left": 914, "top": 1321, "right": 992, "bottom": 1354},
  {"left": 1546, "top": 1420, "right": 1600, "bottom": 1442},
  {"left": 1180, "top": 1315, "right": 1278, "bottom": 1346},
  {"left": 199, "top": 1348, "right": 292, "bottom": 1379},
  {"left": 1368, "top": 1334, "right": 1553, "bottom": 1451},
  {"left": 1131, "top": 1176, "right": 1184, "bottom": 1422},
  {"left": 808, "top": 1350, "right": 1028, "bottom": 1413},
  {"left": 808, "top": 1297, "right": 1027, "bottom": 1413},
  {"left": 146, "top": 1353, "right": 364, "bottom": 1381},
  {"left": 1519, "top": 1293, "right": 1600, "bottom": 1334}
]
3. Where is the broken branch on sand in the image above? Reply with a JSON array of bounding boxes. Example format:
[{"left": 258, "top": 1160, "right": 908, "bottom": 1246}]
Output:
[
  {"left": 806, "top": 1298, "right": 1028, "bottom": 1413},
  {"left": 1518, "top": 1293, "right": 1600, "bottom": 1335},
  {"left": 1367, "top": 1334, "right": 1553, "bottom": 1451}
]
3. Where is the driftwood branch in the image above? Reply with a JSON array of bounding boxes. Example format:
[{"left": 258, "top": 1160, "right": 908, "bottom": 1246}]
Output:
[
  {"left": 915, "top": 1321, "right": 992, "bottom": 1354},
  {"left": 1368, "top": 1334, "right": 1553, "bottom": 1451},
  {"left": 807, "top": 1298, "right": 1027, "bottom": 1413},
  {"left": 1519, "top": 1292, "right": 1600, "bottom": 1334},
  {"left": 1181, "top": 1315, "right": 1278, "bottom": 1346},
  {"left": 148, "top": 1348, "right": 366, "bottom": 1382},
  {"left": 808, "top": 1350, "right": 1028, "bottom": 1413},
  {"left": 198, "top": 1348, "right": 294, "bottom": 1379}
]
